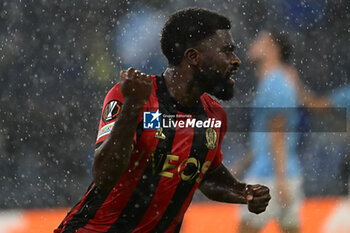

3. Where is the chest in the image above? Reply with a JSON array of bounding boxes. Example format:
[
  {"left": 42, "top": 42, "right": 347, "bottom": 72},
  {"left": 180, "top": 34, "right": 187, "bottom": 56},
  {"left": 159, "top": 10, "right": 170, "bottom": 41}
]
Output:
[{"left": 137, "top": 112, "right": 222, "bottom": 183}]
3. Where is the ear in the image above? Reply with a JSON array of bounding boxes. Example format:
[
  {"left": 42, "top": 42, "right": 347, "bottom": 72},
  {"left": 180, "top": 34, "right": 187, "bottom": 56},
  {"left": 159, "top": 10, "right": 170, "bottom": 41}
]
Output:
[{"left": 184, "top": 48, "right": 201, "bottom": 67}]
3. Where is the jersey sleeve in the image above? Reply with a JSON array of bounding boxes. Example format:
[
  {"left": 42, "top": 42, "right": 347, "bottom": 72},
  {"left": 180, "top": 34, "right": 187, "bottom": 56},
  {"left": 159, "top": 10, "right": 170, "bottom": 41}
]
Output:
[
  {"left": 95, "top": 83, "right": 139, "bottom": 149},
  {"left": 210, "top": 108, "right": 227, "bottom": 169},
  {"left": 330, "top": 85, "right": 350, "bottom": 109}
]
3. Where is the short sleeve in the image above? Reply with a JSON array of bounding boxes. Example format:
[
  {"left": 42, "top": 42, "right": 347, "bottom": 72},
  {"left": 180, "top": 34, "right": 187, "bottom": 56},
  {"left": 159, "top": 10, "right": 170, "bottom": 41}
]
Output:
[
  {"left": 210, "top": 149, "right": 223, "bottom": 169},
  {"left": 330, "top": 85, "right": 350, "bottom": 109},
  {"left": 210, "top": 109, "right": 227, "bottom": 169},
  {"left": 95, "top": 83, "right": 138, "bottom": 149}
]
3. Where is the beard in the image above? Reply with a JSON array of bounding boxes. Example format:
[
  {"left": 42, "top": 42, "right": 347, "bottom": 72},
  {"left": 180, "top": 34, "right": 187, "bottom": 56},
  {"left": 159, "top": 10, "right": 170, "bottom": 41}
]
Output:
[{"left": 191, "top": 64, "right": 235, "bottom": 101}]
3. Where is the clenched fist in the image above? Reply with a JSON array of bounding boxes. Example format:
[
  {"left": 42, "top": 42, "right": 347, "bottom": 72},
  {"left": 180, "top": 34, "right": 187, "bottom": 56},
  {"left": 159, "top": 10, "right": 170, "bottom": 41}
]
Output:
[
  {"left": 120, "top": 67, "right": 153, "bottom": 106},
  {"left": 244, "top": 184, "right": 271, "bottom": 214}
]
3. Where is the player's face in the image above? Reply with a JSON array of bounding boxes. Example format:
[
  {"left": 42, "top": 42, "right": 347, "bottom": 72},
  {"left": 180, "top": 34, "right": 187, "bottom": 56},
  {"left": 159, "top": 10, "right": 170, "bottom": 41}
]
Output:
[
  {"left": 194, "top": 30, "right": 241, "bottom": 101},
  {"left": 249, "top": 32, "right": 273, "bottom": 63}
]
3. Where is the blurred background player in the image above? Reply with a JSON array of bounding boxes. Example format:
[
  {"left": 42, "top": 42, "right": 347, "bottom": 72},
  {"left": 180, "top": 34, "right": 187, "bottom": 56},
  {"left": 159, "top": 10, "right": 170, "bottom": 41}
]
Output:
[{"left": 237, "top": 31, "right": 303, "bottom": 233}]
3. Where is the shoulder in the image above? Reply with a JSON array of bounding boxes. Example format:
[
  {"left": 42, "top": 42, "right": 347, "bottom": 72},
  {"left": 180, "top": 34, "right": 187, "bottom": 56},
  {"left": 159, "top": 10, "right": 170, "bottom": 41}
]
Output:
[
  {"left": 263, "top": 69, "right": 288, "bottom": 88},
  {"left": 201, "top": 94, "right": 224, "bottom": 109},
  {"left": 330, "top": 85, "right": 350, "bottom": 108},
  {"left": 258, "top": 69, "right": 297, "bottom": 106},
  {"left": 105, "top": 75, "right": 158, "bottom": 103},
  {"left": 201, "top": 94, "right": 227, "bottom": 120},
  {"left": 104, "top": 82, "right": 123, "bottom": 102},
  {"left": 267, "top": 69, "right": 295, "bottom": 91}
]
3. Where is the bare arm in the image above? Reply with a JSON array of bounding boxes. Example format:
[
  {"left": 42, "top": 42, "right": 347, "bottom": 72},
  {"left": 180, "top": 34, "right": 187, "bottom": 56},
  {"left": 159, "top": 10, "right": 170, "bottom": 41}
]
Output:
[
  {"left": 268, "top": 115, "right": 289, "bottom": 204},
  {"left": 199, "top": 163, "right": 247, "bottom": 204},
  {"left": 199, "top": 163, "right": 271, "bottom": 214},
  {"left": 92, "top": 68, "right": 153, "bottom": 191}
]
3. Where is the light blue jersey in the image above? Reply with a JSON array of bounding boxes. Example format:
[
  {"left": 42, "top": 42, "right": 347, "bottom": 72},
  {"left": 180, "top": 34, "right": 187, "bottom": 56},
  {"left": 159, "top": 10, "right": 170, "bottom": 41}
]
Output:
[
  {"left": 330, "top": 85, "right": 350, "bottom": 131},
  {"left": 246, "top": 68, "right": 301, "bottom": 178},
  {"left": 330, "top": 85, "right": 350, "bottom": 118}
]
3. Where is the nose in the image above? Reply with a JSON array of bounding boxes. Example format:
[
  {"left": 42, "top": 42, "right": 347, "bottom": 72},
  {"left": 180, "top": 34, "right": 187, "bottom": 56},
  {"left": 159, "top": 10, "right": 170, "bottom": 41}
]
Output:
[{"left": 230, "top": 53, "right": 241, "bottom": 67}]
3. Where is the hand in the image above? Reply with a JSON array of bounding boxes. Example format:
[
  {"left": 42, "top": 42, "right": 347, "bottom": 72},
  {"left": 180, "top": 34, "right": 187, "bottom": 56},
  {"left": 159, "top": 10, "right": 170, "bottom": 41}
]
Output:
[
  {"left": 120, "top": 67, "right": 153, "bottom": 106},
  {"left": 244, "top": 184, "right": 271, "bottom": 214}
]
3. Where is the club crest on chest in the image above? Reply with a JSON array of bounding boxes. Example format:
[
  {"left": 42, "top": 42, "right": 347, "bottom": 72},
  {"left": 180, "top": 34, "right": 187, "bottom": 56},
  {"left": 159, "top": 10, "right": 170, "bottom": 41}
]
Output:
[{"left": 205, "top": 127, "right": 217, "bottom": 150}]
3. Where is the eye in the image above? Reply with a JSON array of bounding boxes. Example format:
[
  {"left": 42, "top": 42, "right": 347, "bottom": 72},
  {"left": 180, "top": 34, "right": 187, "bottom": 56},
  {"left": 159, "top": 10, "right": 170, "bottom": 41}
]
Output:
[
  {"left": 222, "top": 45, "right": 236, "bottom": 55},
  {"left": 224, "top": 49, "right": 235, "bottom": 57}
]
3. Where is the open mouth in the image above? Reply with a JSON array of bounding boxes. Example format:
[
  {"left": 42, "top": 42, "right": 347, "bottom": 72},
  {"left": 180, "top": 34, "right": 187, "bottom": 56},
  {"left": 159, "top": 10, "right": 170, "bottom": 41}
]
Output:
[
  {"left": 225, "top": 67, "right": 238, "bottom": 80},
  {"left": 228, "top": 71, "right": 237, "bottom": 79}
]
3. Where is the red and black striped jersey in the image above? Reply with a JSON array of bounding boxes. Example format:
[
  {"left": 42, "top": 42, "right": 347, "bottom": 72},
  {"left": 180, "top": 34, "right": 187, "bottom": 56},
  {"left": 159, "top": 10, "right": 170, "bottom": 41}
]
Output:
[{"left": 55, "top": 75, "right": 227, "bottom": 233}]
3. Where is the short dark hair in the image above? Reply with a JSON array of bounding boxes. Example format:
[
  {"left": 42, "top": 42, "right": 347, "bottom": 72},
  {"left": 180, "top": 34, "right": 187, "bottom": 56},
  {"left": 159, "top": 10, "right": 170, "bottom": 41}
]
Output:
[
  {"left": 160, "top": 7, "right": 231, "bottom": 65},
  {"left": 270, "top": 30, "right": 292, "bottom": 63}
]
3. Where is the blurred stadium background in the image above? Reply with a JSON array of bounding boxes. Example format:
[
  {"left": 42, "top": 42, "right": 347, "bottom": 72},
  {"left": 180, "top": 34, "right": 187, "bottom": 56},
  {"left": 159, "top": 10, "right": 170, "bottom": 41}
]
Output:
[{"left": 0, "top": 0, "right": 349, "bottom": 232}]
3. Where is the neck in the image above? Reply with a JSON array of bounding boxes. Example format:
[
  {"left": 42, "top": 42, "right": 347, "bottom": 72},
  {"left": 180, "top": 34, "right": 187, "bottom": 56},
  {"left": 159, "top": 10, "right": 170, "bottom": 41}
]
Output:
[
  {"left": 257, "top": 56, "right": 281, "bottom": 79},
  {"left": 163, "top": 66, "right": 203, "bottom": 108}
]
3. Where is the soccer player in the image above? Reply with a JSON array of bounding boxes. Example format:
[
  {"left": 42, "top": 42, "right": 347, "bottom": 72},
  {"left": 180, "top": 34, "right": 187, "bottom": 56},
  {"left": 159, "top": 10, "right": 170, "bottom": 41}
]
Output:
[
  {"left": 55, "top": 8, "right": 271, "bottom": 233},
  {"left": 238, "top": 31, "right": 303, "bottom": 233}
]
